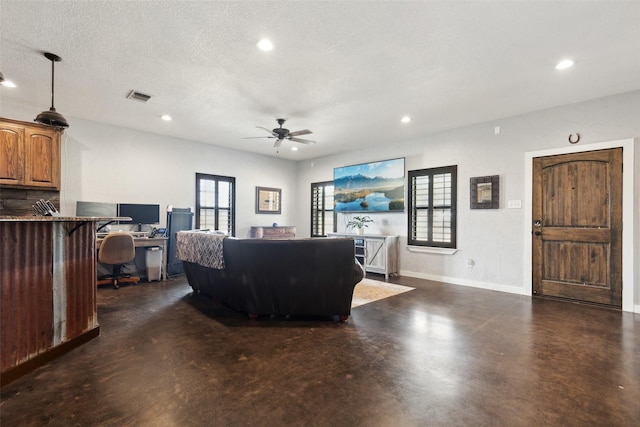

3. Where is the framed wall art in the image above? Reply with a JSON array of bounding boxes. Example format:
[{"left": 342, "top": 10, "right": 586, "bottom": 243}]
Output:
[
  {"left": 333, "top": 157, "right": 405, "bottom": 212},
  {"left": 255, "top": 187, "right": 281, "bottom": 214},
  {"left": 470, "top": 175, "right": 499, "bottom": 209}
]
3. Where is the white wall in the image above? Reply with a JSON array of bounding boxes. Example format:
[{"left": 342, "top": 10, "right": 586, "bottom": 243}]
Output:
[
  {"left": 1, "top": 105, "right": 298, "bottom": 238},
  {"left": 295, "top": 90, "right": 640, "bottom": 310},
  {"left": 4, "top": 91, "right": 639, "bottom": 311}
]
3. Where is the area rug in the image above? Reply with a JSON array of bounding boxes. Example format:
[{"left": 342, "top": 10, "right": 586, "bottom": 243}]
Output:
[{"left": 351, "top": 278, "right": 415, "bottom": 308}]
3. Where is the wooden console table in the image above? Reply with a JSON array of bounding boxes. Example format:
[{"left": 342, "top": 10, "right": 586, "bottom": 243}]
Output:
[
  {"left": 250, "top": 226, "right": 296, "bottom": 239},
  {"left": 328, "top": 233, "right": 399, "bottom": 279}
]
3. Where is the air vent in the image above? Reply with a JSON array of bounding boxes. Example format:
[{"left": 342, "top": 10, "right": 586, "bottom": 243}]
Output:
[{"left": 126, "top": 90, "right": 152, "bottom": 103}]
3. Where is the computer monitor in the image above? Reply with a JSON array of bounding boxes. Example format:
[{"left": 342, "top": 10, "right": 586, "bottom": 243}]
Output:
[
  {"left": 76, "top": 201, "right": 118, "bottom": 217},
  {"left": 76, "top": 201, "right": 119, "bottom": 231},
  {"left": 118, "top": 204, "right": 160, "bottom": 227}
]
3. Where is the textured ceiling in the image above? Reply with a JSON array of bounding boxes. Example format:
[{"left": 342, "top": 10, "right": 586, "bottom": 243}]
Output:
[{"left": 1, "top": 1, "right": 639, "bottom": 160}]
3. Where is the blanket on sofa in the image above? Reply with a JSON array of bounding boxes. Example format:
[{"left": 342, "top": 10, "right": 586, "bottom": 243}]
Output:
[{"left": 176, "top": 231, "right": 226, "bottom": 269}]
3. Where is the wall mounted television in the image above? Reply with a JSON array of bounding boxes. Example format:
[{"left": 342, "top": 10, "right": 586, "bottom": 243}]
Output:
[
  {"left": 333, "top": 157, "right": 405, "bottom": 212},
  {"left": 118, "top": 203, "right": 160, "bottom": 225}
]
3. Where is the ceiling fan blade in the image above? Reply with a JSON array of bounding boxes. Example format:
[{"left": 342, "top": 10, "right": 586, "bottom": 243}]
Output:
[
  {"left": 290, "top": 137, "right": 316, "bottom": 144},
  {"left": 288, "top": 129, "right": 312, "bottom": 137},
  {"left": 256, "top": 126, "right": 276, "bottom": 135},
  {"left": 273, "top": 139, "right": 283, "bottom": 148},
  {"left": 243, "top": 136, "right": 274, "bottom": 139}
]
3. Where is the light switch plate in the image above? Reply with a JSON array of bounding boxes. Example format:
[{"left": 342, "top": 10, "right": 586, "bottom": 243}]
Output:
[{"left": 507, "top": 200, "right": 522, "bottom": 209}]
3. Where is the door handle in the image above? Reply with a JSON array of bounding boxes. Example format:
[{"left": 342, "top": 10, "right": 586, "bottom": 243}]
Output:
[{"left": 533, "top": 220, "right": 542, "bottom": 236}]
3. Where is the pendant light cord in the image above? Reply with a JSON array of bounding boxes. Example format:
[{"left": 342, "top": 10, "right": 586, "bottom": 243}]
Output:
[{"left": 50, "top": 59, "right": 55, "bottom": 111}]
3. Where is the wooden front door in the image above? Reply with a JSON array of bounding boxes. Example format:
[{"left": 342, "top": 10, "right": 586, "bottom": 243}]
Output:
[{"left": 532, "top": 148, "right": 623, "bottom": 307}]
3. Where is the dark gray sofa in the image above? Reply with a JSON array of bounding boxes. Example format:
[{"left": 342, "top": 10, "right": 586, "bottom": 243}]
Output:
[{"left": 182, "top": 237, "right": 364, "bottom": 321}]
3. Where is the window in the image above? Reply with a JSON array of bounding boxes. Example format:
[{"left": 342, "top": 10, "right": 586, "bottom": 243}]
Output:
[
  {"left": 195, "top": 173, "right": 235, "bottom": 236},
  {"left": 311, "top": 181, "right": 336, "bottom": 237},
  {"left": 408, "top": 165, "right": 457, "bottom": 248}
]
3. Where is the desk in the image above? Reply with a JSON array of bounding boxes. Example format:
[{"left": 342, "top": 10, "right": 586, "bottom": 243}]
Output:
[{"left": 97, "top": 236, "right": 168, "bottom": 281}]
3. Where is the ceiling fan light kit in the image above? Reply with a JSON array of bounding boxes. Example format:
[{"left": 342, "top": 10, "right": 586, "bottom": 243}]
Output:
[{"left": 34, "top": 52, "right": 69, "bottom": 128}]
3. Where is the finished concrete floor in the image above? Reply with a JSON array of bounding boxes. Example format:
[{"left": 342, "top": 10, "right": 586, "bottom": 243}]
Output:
[{"left": 1, "top": 275, "right": 639, "bottom": 426}]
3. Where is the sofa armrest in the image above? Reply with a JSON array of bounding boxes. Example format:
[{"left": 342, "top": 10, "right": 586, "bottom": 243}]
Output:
[{"left": 353, "top": 259, "right": 365, "bottom": 283}]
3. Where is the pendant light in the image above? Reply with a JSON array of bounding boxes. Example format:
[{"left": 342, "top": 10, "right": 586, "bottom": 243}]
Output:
[{"left": 34, "top": 52, "right": 69, "bottom": 128}]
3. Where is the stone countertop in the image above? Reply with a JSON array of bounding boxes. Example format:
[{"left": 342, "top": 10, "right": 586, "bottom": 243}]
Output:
[{"left": 0, "top": 216, "right": 129, "bottom": 222}]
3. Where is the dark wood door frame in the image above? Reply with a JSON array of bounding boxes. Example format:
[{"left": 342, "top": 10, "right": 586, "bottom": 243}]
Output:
[{"left": 524, "top": 139, "right": 637, "bottom": 312}]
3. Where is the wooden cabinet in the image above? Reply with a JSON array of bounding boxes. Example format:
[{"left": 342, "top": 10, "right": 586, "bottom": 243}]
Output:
[
  {"left": 0, "top": 121, "right": 24, "bottom": 185},
  {"left": 0, "top": 118, "right": 61, "bottom": 190},
  {"left": 250, "top": 226, "right": 296, "bottom": 239},
  {"left": 329, "top": 233, "right": 399, "bottom": 279}
]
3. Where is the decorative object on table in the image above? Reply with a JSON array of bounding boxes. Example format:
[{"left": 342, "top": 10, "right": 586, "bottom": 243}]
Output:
[
  {"left": 34, "top": 52, "right": 69, "bottom": 128},
  {"left": 32, "top": 199, "right": 60, "bottom": 216},
  {"left": 346, "top": 215, "right": 374, "bottom": 235},
  {"left": 470, "top": 175, "right": 499, "bottom": 209},
  {"left": 255, "top": 187, "right": 281, "bottom": 214},
  {"left": 334, "top": 157, "right": 405, "bottom": 212}
]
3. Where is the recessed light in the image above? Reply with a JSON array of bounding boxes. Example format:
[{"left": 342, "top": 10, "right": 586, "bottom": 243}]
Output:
[
  {"left": 257, "top": 39, "right": 274, "bottom": 51},
  {"left": 401, "top": 116, "right": 411, "bottom": 123},
  {"left": 555, "top": 59, "right": 574, "bottom": 70},
  {"left": 161, "top": 115, "right": 172, "bottom": 121},
  {"left": 291, "top": 146, "right": 298, "bottom": 151}
]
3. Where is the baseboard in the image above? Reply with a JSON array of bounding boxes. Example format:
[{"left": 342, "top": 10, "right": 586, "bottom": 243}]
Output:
[
  {"left": 399, "top": 270, "right": 530, "bottom": 296},
  {"left": 1, "top": 327, "right": 100, "bottom": 388}
]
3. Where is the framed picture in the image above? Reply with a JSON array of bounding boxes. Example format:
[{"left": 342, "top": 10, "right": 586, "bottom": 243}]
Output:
[
  {"left": 470, "top": 175, "right": 499, "bottom": 209},
  {"left": 255, "top": 187, "right": 281, "bottom": 214},
  {"left": 333, "top": 157, "right": 405, "bottom": 212}
]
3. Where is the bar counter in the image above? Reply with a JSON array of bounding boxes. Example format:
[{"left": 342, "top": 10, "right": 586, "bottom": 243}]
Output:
[{"left": 0, "top": 216, "right": 122, "bottom": 386}]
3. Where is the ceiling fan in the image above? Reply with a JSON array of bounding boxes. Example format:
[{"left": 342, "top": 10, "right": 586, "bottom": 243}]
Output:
[{"left": 244, "top": 118, "right": 316, "bottom": 148}]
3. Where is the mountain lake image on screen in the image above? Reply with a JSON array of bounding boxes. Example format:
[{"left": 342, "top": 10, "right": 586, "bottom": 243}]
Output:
[{"left": 333, "top": 158, "right": 405, "bottom": 212}]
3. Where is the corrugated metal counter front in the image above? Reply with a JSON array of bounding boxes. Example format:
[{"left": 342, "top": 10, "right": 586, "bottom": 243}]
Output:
[{"left": 0, "top": 216, "right": 123, "bottom": 386}]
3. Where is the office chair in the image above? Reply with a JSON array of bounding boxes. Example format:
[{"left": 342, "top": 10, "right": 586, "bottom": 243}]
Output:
[{"left": 97, "top": 232, "right": 140, "bottom": 289}]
